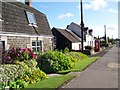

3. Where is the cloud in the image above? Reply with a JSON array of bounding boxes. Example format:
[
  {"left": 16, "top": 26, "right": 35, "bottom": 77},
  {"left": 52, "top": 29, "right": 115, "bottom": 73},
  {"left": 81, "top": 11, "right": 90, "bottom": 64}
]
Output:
[
  {"left": 89, "top": 25, "right": 118, "bottom": 39},
  {"left": 58, "top": 13, "right": 74, "bottom": 19},
  {"left": 108, "top": 8, "right": 118, "bottom": 13},
  {"left": 77, "top": 0, "right": 107, "bottom": 10},
  {"left": 84, "top": 0, "right": 107, "bottom": 10}
]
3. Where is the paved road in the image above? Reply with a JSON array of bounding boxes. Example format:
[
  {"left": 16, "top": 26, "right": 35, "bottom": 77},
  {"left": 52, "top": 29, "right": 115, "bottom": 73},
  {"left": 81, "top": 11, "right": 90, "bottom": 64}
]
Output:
[{"left": 61, "top": 46, "right": 119, "bottom": 88}]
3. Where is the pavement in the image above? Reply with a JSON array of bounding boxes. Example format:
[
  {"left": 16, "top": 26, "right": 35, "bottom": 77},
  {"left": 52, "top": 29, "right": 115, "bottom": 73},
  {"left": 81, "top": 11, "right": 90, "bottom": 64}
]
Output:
[{"left": 60, "top": 46, "right": 119, "bottom": 88}]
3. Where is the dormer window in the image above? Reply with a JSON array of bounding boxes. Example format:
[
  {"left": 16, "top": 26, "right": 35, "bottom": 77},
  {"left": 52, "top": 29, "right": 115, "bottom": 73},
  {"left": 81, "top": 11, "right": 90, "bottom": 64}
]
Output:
[{"left": 26, "top": 11, "right": 37, "bottom": 27}]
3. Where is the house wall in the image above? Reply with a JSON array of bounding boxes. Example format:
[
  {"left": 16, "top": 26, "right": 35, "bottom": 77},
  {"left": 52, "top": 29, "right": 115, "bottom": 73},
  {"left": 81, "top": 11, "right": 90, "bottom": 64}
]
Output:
[
  {"left": 7, "top": 36, "right": 31, "bottom": 49},
  {"left": 72, "top": 42, "right": 81, "bottom": 50},
  {"left": 68, "top": 23, "right": 95, "bottom": 48},
  {"left": 0, "top": 34, "right": 53, "bottom": 52},
  {"left": 43, "top": 38, "right": 53, "bottom": 51},
  {"left": 52, "top": 29, "right": 72, "bottom": 50},
  {"left": 85, "top": 34, "right": 95, "bottom": 47}
]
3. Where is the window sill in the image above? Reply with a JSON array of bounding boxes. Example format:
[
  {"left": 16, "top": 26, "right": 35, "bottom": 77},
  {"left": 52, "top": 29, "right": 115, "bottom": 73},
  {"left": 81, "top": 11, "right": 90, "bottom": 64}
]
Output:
[{"left": 29, "top": 24, "right": 38, "bottom": 27}]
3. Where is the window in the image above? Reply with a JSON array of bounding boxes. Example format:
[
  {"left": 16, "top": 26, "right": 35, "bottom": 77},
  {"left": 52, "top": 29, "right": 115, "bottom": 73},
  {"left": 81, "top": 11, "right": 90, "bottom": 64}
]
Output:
[
  {"left": 26, "top": 11, "right": 37, "bottom": 26},
  {"left": 32, "top": 41, "right": 42, "bottom": 52},
  {"left": 90, "top": 41, "right": 92, "bottom": 46}
]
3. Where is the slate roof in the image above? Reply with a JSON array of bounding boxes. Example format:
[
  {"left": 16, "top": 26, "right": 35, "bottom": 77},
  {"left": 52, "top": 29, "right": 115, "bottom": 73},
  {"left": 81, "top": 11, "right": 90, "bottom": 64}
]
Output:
[
  {"left": 1, "top": 1, "right": 52, "bottom": 35},
  {"left": 52, "top": 27, "right": 80, "bottom": 43}
]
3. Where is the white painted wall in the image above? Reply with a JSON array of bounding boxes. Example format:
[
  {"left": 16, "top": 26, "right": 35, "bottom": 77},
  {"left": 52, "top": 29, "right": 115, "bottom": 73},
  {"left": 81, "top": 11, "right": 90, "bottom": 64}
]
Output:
[
  {"left": 72, "top": 42, "right": 81, "bottom": 50},
  {"left": 68, "top": 22, "right": 95, "bottom": 49},
  {"left": 85, "top": 34, "right": 95, "bottom": 47}
]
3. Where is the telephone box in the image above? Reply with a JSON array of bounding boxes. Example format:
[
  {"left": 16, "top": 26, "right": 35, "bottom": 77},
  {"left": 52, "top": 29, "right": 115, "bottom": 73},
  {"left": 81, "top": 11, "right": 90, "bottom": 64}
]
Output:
[{"left": 94, "top": 40, "right": 100, "bottom": 52}]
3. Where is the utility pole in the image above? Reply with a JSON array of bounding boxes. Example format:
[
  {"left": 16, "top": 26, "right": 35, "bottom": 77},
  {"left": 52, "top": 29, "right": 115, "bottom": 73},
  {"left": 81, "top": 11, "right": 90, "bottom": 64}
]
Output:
[
  {"left": 80, "top": 0, "right": 84, "bottom": 53},
  {"left": 104, "top": 25, "right": 107, "bottom": 43}
]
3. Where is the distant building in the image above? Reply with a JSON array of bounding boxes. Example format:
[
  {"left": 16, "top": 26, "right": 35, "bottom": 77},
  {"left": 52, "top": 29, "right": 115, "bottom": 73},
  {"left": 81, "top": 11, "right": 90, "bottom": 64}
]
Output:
[
  {"left": 52, "top": 22, "right": 95, "bottom": 51},
  {"left": 0, "top": 1, "right": 53, "bottom": 52},
  {"left": 52, "top": 27, "right": 81, "bottom": 51},
  {"left": 67, "top": 22, "right": 95, "bottom": 49}
]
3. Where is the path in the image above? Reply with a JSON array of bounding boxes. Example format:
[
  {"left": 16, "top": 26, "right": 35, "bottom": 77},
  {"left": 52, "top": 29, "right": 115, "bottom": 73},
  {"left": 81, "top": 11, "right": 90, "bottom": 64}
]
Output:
[{"left": 61, "top": 46, "right": 119, "bottom": 88}]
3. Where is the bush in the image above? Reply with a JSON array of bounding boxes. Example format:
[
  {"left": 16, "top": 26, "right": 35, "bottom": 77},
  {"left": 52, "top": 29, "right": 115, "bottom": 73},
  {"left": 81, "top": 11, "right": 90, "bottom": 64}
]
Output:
[
  {"left": 37, "top": 50, "right": 74, "bottom": 74},
  {"left": 83, "top": 50, "right": 91, "bottom": 55},
  {"left": 2, "top": 48, "right": 37, "bottom": 64},
  {"left": 1, "top": 48, "right": 48, "bottom": 89},
  {"left": 65, "top": 52, "right": 88, "bottom": 61},
  {"left": 63, "top": 47, "right": 69, "bottom": 53},
  {"left": 85, "top": 46, "right": 93, "bottom": 50},
  {"left": 0, "top": 64, "right": 26, "bottom": 88},
  {"left": 17, "top": 61, "right": 48, "bottom": 84},
  {"left": 0, "top": 64, "right": 24, "bottom": 82},
  {"left": 1, "top": 61, "right": 48, "bottom": 89}
]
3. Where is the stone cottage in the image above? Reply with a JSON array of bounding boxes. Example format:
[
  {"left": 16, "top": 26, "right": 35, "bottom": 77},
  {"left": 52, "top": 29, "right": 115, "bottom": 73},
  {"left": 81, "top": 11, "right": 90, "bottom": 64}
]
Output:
[{"left": 0, "top": 0, "right": 53, "bottom": 52}]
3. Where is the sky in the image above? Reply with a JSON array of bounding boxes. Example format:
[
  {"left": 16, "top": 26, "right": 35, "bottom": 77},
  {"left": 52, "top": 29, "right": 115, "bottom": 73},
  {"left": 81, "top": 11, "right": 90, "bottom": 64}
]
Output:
[{"left": 18, "top": 0, "right": 118, "bottom": 39}]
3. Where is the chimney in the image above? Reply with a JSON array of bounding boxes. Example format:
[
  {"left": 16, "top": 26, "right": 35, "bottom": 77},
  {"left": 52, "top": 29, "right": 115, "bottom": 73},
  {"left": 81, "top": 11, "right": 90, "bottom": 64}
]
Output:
[{"left": 25, "top": 0, "right": 32, "bottom": 7}]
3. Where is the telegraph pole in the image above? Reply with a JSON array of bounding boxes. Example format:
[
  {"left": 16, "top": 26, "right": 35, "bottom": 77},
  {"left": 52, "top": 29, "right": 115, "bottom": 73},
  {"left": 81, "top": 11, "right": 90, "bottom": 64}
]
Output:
[
  {"left": 80, "top": 0, "right": 84, "bottom": 53},
  {"left": 104, "top": 25, "right": 107, "bottom": 43}
]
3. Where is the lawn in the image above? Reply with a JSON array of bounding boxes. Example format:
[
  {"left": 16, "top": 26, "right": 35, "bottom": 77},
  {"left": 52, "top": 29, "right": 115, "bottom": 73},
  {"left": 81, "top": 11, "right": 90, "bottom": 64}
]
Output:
[
  {"left": 58, "top": 57, "right": 100, "bottom": 74},
  {"left": 26, "top": 75, "right": 75, "bottom": 89},
  {"left": 26, "top": 57, "right": 99, "bottom": 89}
]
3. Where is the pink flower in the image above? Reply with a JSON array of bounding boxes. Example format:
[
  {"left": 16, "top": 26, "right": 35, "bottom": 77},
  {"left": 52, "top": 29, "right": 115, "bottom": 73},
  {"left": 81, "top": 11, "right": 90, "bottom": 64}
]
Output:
[
  {"left": 2, "top": 50, "right": 7, "bottom": 54},
  {"left": 13, "top": 48, "right": 16, "bottom": 52},
  {"left": 23, "top": 48, "right": 26, "bottom": 52},
  {"left": 17, "top": 53, "right": 20, "bottom": 57},
  {"left": 27, "top": 48, "right": 32, "bottom": 52},
  {"left": 7, "top": 56, "right": 11, "bottom": 60},
  {"left": 19, "top": 48, "right": 22, "bottom": 51}
]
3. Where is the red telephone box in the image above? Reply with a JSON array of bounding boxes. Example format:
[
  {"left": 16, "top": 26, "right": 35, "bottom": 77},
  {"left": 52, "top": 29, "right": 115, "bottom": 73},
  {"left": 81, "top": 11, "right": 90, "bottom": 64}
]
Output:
[{"left": 94, "top": 40, "right": 100, "bottom": 52}]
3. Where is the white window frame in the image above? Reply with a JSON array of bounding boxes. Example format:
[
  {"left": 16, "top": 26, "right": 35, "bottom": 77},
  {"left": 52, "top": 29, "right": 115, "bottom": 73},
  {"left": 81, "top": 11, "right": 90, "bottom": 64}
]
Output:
[
  {"left": 32, "top": 40, "right": 42, "bottom": 52},
  {"left": 26, "top": 11, "right": 37, "bottom": 26}
]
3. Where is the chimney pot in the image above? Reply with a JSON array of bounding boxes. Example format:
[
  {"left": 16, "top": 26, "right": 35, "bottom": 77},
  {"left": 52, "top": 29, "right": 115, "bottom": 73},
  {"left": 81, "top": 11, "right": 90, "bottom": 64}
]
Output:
[{"left": 25, "top": 0, "right": 32, "bottom": 7}]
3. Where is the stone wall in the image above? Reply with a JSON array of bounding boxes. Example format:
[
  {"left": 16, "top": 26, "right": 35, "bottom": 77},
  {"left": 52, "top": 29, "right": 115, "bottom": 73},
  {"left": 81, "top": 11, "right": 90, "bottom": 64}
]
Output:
[
  {"left": 6, "top": 36, "right": 53, "bottom": 52},
  {"left": 7, "top": 36, "right": 30, "bottom": 49},
  {"left": 43, "top": 38, "right": 53, "bottom": 52}
]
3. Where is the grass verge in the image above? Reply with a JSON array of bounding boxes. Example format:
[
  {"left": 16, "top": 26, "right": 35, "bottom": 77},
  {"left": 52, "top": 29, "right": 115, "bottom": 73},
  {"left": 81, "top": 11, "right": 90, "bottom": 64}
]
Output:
[
  {"left": 58, "top": 57, "right": 100, "bottom": 74},
  {"left": 26, "top": 75, "right": 75, "bottom": 89}
]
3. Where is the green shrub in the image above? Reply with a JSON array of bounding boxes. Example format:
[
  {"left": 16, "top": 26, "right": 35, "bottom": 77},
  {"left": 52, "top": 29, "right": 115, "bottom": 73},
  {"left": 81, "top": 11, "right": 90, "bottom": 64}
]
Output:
[
  {"left": 17, "top": 61, "right": 48, "bottom": 84},
  {"left": 9, "top": 79, "right": 28, "bottom": 88},
  {"left": 1, "top": 61, "right": 48, "bottom": 89},
  {"left": 1, "top": 47, "right": 48, "bottom": 89},
  {"left": 0, "top": 64, "right": 24, "bottom": 82},
  {"left": 63, "top": 47, "right": 69, "bottom": 53},
  {"left": 83, "top": 50, "right": 91, "bottom": 55},
  {"left": 0, "top": 64, "right": 26, "bottom": 88},
  {"left": 37, "top": 50, "right": 74, "bottom": 74},
  {"left": 85, "top": 46, "right": 93, "bottom": 50},
  {"left": 66, "top": 52, "right": 88, "bottom": 61}
]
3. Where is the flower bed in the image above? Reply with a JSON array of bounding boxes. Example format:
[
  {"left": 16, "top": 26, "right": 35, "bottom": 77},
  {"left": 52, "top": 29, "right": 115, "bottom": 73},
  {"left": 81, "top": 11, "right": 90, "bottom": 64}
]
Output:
[{"left": 1, "top": 48, "right": 47, "bottom": 89}]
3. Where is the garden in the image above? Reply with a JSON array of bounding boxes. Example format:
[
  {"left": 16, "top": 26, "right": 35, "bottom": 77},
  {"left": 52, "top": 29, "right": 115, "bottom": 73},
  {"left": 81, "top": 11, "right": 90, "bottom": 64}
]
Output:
[{"left": 0, "top": 47, "right": 99, "bottom": 89}]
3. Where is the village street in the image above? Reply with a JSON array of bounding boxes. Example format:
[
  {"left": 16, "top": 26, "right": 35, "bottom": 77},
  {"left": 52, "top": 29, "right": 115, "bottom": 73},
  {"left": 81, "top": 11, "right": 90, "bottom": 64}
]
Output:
[{"left": 60, "top": 46, "right": 119, "bottom": 88}]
